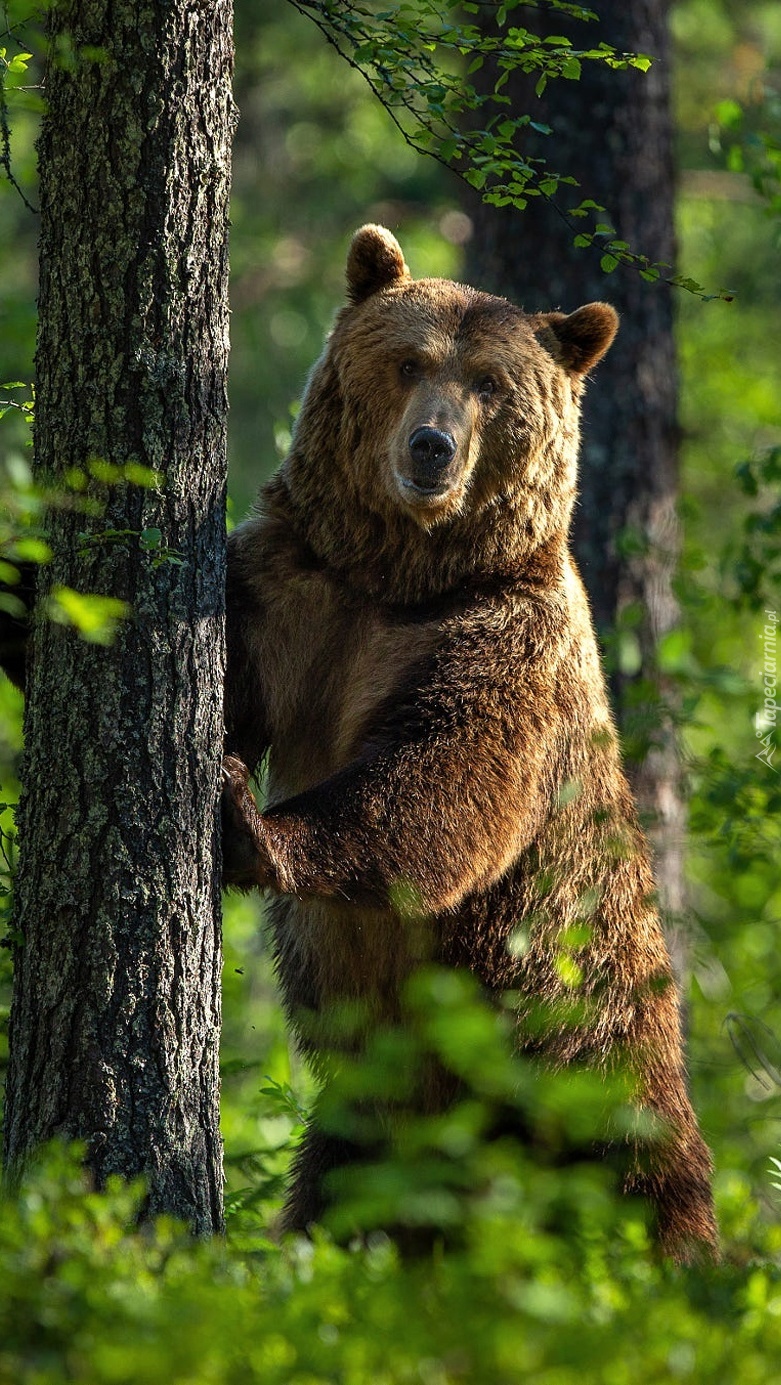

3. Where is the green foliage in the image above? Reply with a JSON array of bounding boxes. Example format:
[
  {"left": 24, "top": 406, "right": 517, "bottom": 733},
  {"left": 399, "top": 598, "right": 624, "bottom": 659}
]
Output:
[
  {"left": 669, "top": 5, "right": 781, "bottom": 1198},
  {"left": 713, "top": 84, "right": 781, "bottom": 219},
  {"left": 43, "top": 585, "right": 129, "bottom": 645},
  {"left": 301, "top": 967, "right": 643, "bottom": 1248},
  {"left": 1, "top": 437, "right": 172, "bottom": 640},
  {"left": 289, "top": 0, "right": 641, "bottom": 174},
  {"left": 287, "top": 0, "right": 728, "bottom": 297},
  {"left": 729, "top": 448, "right": 781, "bottom": 609},
  {"left": 0, "top": 32, "right": 39, "bottom": 213},
  {"left": 0, "top": 1080, "right": 780, "bottom": 1383}
]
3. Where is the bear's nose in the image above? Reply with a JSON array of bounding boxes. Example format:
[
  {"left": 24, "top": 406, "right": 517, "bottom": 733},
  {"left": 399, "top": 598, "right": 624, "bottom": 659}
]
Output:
[{"left": 408, "top": 427, "right": 456, "bottom": 473}]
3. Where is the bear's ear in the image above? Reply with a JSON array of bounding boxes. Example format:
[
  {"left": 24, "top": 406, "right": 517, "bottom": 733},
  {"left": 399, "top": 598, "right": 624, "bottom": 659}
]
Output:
[
  {"left": 346, "top": 224, "right": 411, "bottom": 304},
  {"left": 537, "top": 303, "right": 619, "bottom": 375}
]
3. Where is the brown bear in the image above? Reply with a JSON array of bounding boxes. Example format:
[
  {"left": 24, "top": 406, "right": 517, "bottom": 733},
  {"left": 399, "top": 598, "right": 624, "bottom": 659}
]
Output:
[{"left": 222, "top": 224, "right": 717, "bottom": 1260}]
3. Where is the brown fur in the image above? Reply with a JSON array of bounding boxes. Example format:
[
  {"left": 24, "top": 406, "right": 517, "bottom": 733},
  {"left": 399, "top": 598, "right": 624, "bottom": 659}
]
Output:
[{"left": 222, "top": 224, "right": 717, "bottom": 1260}]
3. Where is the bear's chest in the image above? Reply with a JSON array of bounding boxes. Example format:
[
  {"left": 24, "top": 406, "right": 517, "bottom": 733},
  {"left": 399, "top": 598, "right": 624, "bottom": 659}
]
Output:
[{"left": 258, "top": 564, "right": 438, "bottom": 802}]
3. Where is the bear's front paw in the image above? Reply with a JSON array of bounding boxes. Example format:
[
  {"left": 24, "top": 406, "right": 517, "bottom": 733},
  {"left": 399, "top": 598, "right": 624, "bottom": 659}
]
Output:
[{"left": 221, "top": 754, "right": 276, "bottom": 890}]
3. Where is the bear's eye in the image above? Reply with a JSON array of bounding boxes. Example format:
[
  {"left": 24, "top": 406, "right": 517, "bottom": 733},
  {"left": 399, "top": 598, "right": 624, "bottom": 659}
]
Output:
[
  {"left": 399, "top": 359, "right": 419, "bottom": 380},
  {"left": 476, "top": 376, "right": 497, "bottom": 401}
]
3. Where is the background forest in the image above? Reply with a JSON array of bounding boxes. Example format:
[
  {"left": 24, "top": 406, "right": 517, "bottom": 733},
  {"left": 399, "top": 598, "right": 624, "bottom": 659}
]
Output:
[{"left": 1, "top": 0, "right": 781, "bottom": 1380}]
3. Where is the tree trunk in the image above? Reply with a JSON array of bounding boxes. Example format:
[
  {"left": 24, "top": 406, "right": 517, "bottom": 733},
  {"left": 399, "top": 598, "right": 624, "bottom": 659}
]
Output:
[
  {"left": 3, "top": 0, "right": 235, "bottom": 1233},
  {"left": 467, "top": 0, "right": 687, "bottom": 969}
]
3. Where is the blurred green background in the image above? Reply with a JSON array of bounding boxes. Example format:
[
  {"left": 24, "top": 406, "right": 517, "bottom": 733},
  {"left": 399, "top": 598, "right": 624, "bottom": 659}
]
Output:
[{"left": 2, "top": 1, "right": 781, "bottom": 1379}]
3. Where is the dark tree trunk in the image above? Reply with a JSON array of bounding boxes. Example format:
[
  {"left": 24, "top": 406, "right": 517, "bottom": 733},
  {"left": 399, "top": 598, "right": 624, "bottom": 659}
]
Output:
[
  {"left": 467, "top": 0, "right": 687, "bottom": 965},
  {"left": 3, "top": 0, "right": 235, "bottom": 1232}
]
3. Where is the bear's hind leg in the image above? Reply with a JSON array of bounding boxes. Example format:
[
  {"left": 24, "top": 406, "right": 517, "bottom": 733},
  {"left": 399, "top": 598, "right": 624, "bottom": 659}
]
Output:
[{"left": 281, "top": 1119, "right": 369, "bottom": 1236}]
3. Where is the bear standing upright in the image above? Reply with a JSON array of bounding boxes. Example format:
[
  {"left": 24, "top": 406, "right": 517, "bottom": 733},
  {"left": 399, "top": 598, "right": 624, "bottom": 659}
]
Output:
[{"left": 222, "top": 224, "right": 717, "bottom": 1260}]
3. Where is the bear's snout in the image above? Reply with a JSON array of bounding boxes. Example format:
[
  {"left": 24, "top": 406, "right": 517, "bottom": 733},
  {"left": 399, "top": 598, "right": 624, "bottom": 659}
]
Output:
[{"left": 405, "top": 426, "right": 457, "bottom": 494}]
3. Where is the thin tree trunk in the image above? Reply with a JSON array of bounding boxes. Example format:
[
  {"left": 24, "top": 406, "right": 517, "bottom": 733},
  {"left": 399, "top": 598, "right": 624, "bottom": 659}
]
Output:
[
  {"left": 4, "top": 0, "right": 235, "bottom": 1232},
  {"left": 467, "top": 0, "right": 688, "bottom": 970}
]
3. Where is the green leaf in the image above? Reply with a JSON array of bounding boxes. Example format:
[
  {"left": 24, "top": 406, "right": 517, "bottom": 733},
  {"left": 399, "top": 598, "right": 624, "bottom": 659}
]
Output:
[
  {"left": 6, "top": 51, "right": 32, "bottom": 74},
  {"left": 600, "top": 254, "right": 619, "bottom": 273},
  {"left": 122, "top": 463, "right": 162, "bottom": 489},
  {"left": 88, "top": 458, "right": 124, "bottom": 484},
  {"left": 554, "top": 953, "right": 584, "bottom": 989},
  {"left": 0, "top": 560, "right": 20, "bottom": 585},
  {"left": 12, "top": 537, "right": 51, "bottom": 564},
  {"left": 46, "top": 587, "right": 130, "bottom": 644},
  {"left": 670, "top": 275, "right": 707, "bottom": 294},
  {"left": 562, "top": 57, "right": 581, "bottom": 80},
  {"left": 657, "top": 628, "right": 693, "bottom": 673},
  {"left": 0, "top": 591, "right": 25, "bottom": 618},
  {"left": 715, "top": 98, "right": 743, "bottom": 129}
]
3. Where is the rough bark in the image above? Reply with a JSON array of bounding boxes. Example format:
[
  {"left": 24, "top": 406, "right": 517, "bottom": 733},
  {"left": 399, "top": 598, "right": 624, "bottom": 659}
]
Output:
[
  {"left": 467, "top": 0, "right": 687, "bottom": 968},
  {"left": 3, "top": 0, "right": 235, "bottom": 1232}
]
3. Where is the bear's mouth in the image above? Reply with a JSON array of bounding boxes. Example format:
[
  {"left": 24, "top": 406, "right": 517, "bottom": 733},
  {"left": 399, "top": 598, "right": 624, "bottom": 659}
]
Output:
[{"left": 397, "top": 475, "right": 453, "bottom": 502}]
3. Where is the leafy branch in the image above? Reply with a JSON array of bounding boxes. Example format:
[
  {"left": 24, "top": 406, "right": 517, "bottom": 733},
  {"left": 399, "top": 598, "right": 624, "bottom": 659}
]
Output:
[
  {"left": 1, "top": 406, "right": 172, "bottom": 643},
  {"left": 0, "top": 24, "right": 40, "bottom": 213},
  {"left": 290, "top": 0, "right": 732, "bottom": 299},
  {"left": 712, "top": 82, "right": 781, "bottom": 221}
]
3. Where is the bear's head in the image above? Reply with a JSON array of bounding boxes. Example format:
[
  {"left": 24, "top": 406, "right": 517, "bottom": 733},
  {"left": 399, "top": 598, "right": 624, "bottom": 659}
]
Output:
[{"left": 281, "top": 225, "right": 617, "bottom": 600}]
